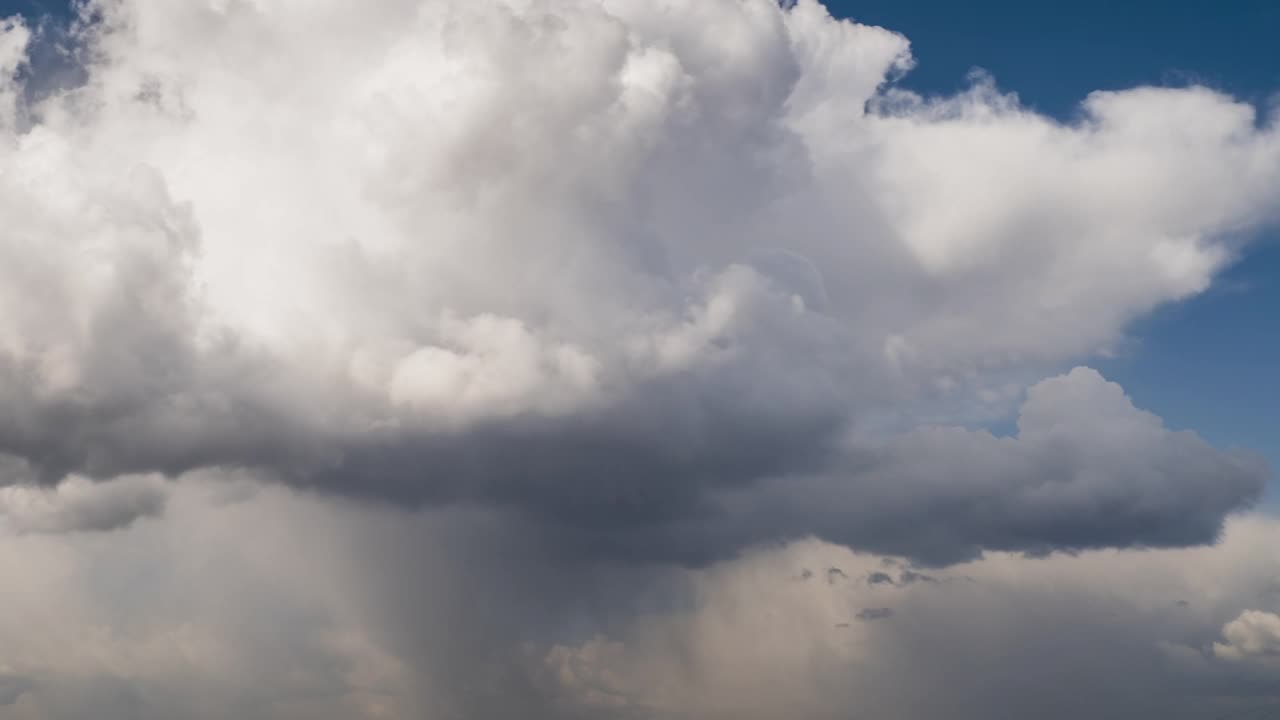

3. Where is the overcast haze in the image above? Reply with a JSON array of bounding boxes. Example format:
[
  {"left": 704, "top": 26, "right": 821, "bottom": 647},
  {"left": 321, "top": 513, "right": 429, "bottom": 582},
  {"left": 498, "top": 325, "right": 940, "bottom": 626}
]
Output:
[{"left": 0, "top": 0, "right": 1277, "bottom": 717}]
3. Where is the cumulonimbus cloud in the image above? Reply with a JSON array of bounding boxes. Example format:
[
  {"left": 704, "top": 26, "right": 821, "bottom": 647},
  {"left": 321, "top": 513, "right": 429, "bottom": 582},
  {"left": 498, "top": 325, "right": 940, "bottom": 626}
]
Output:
[{"left": 0, "top": 0, "right": 1274, "bottom": 561}]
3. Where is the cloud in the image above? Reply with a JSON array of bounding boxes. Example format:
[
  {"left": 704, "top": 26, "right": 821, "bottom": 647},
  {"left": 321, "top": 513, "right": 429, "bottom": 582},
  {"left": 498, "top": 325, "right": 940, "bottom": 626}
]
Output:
[
  {"left": 544, "top": 514, "right": 1280, "bottom": 720},
  {"left": 0, "top": 1, "right": 1274, "bottom": 715},
  {"left": 855, "top": 607, "right": 894, "bottom": 621},
  {"left": 1215, "top": 611, "right": 1280, "bottom": 665},
  {"left": 0, "top": 674, "right": 33, "bottom": 706},
  {"left": 0, "top": 478, "right": 422, "bottom": 719},
  {"left": 534, "top": 367, "right": 1265, "bottom": 565},
  {"left": 0, "top": 0, "right": 1271, "bottom": 568},
  {"left": 0, "top": 472, "right": 167, "bottom": 534}
]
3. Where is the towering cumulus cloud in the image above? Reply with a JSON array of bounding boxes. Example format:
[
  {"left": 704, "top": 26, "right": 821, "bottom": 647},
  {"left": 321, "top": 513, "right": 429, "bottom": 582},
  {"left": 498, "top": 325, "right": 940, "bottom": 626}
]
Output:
[
  {"left": 1, "top": 0, "right": 1274, "bottom": 558},
  {"left": 0, "top": 0, "right": 1276, "bottom": 717}
]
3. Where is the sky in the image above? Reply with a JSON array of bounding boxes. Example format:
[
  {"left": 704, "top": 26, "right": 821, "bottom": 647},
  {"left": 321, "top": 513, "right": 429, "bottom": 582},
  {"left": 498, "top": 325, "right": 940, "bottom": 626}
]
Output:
[{"left": 0, "top": 1, "right": 1277, "bottom": 718}]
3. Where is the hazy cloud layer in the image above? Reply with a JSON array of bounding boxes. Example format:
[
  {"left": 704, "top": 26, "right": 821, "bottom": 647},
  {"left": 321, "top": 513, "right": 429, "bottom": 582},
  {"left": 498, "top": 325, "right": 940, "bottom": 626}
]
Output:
[
  {"left": 0, "top": 479, "right": 1275, "bottom": 719},
  {"left": 544, "top": 515, "right": 1280, "bottom": 720}
]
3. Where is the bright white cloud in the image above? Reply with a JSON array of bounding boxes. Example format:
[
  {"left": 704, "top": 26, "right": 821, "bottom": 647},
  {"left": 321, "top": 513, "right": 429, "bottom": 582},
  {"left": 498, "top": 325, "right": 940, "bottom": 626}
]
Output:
[
  {"left": 1215, "top": 610, "right": 1280, "bottom": 665},
  {"left": 0, "top": 0, "right": 1271, "bottom": 563}
]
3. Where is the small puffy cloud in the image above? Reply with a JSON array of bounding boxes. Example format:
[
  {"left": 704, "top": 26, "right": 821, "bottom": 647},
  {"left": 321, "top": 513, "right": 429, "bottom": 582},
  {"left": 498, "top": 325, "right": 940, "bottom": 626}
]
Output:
[{"left": 1215, "top": 610, "right": 1280, "bottom": 665}]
